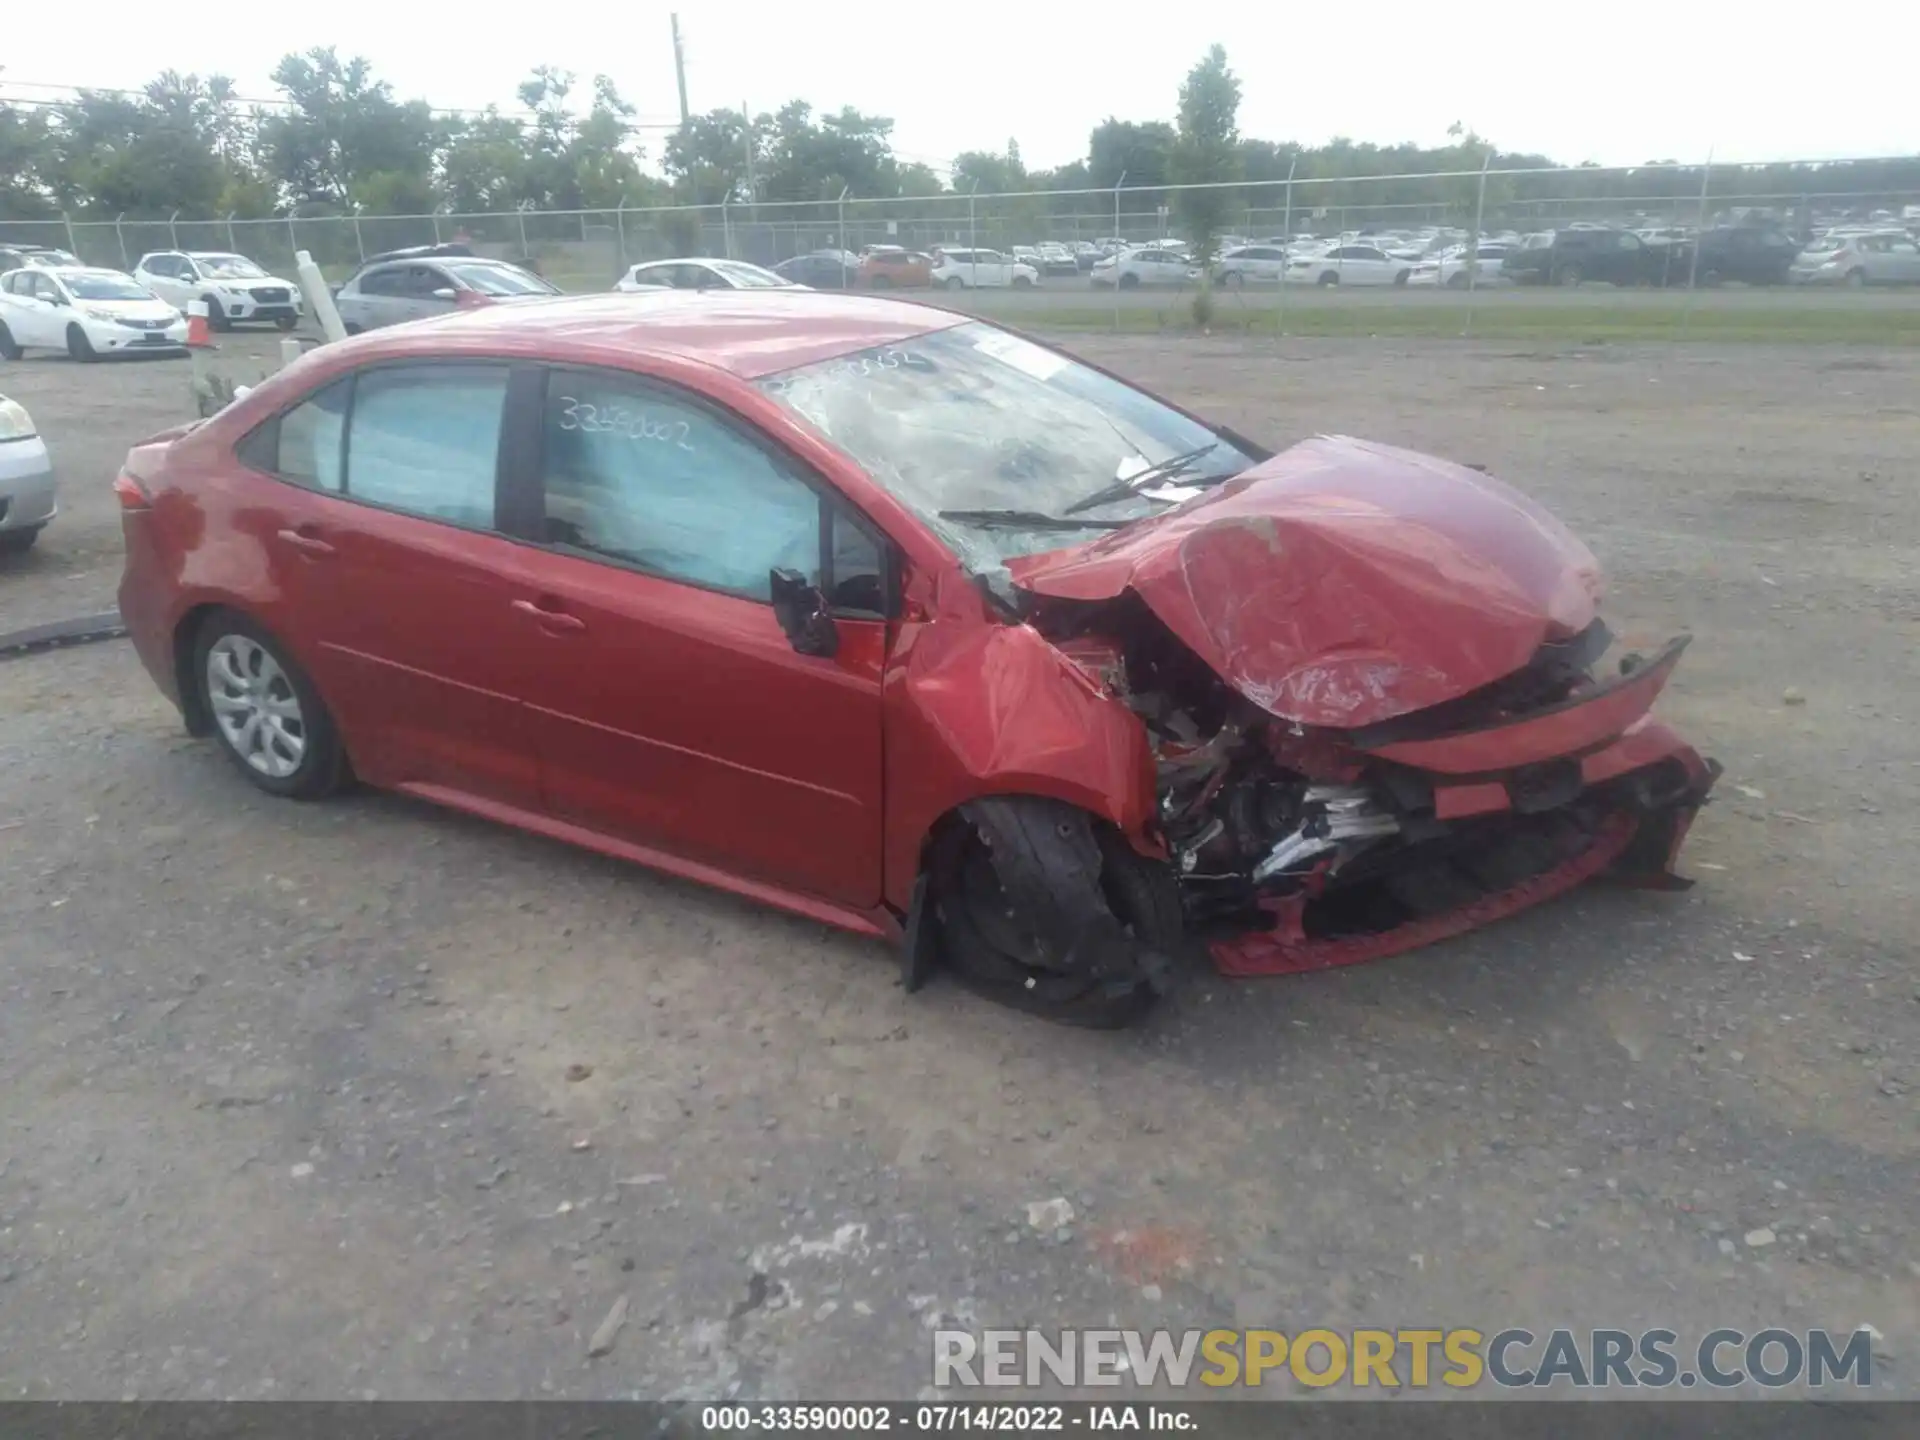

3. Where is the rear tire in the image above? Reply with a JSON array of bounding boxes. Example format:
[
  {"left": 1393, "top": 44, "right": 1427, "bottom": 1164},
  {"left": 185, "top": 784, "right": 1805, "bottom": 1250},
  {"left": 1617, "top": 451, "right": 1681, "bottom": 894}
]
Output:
[
  {"left": 1012, "top": 275, "right": 1034, "bottom": 289},
  {"left": 0, "top": 321, "right": 20, "bottom": 360},
  {"left": 275, "top": 314, "right": 298, "bottom": 331},
  {"left": 1394, "top": 269, "right": 1411, "bottom": 286},
  {"left": 193, "top": 610, "right": 349, "bottom": 801},
  {"left": 1222, "top": 270, "right": 1244, "bottom": 288},
  {"left": 1317, "top": 271, "right": 1339, "bottom": 287},
  {"left": 1118, "top": 272, "right": 1140, "bottom": 289},
  {"left": 943, "top": 275, "right": 965, "bottom": 291},
  {"left": 1555, "top": 263, "right": 1583, "bottom": 287},
  {"left": 1446, "top": 270, "right": 1471, "bottom": 290},
  {"left": 0, "top": 526, "right": 41, "bottom": 555},
  {"left": 1845, "top": 268, "right": 1866, "bottom": 289},
  {"left": 66, "top": 325, "right": 98, "bottom": 363}
]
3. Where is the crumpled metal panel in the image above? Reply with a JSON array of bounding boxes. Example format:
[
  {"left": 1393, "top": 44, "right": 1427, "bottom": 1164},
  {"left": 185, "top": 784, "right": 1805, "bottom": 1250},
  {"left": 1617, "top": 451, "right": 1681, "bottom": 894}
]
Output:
[{"left": 1008, "top": 435, "right": 1602, "bottom": 729}]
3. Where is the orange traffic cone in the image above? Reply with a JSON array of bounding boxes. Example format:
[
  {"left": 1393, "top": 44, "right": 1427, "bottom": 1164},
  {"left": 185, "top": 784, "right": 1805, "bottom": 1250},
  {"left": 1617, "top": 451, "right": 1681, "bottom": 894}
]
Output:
[{"left": 185, "top": 300, "right": 213, "bottom": 349}]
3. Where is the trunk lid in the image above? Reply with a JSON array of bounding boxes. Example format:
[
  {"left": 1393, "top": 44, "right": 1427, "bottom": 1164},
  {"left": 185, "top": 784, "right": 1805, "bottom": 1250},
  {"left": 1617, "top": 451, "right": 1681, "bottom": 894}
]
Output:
[{"left": 1007, "top": 435, "right": 1602, "bottom": 729}]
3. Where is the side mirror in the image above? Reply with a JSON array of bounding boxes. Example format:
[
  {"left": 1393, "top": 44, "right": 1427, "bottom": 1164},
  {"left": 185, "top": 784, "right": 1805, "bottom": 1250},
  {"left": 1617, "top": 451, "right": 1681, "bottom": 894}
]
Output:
[
  {"left": 769, "top": 567, "right": 839, "bottom": 658},
  {"left": 432, "top": 287, "right": 458, "bottom": 300}
]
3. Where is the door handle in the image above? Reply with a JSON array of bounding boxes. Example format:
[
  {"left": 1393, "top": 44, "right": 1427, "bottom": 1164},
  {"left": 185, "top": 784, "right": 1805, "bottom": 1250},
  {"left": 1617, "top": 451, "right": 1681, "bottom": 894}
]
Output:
[
  {"left": 275, "top": 528, "right": 334, "bottom": 556},
  {"left": 510, "top": 598, "right": 586, "bottom": 633}
]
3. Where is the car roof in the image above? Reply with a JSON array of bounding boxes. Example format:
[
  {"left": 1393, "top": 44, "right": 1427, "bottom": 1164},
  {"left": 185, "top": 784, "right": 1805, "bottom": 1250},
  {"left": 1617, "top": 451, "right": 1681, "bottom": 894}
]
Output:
[
  {"left": 41, "top": 266, "right": 135, "bottom": 279},
  {"left": 348, "top": 289, "right": 970, "bottom": 380}
]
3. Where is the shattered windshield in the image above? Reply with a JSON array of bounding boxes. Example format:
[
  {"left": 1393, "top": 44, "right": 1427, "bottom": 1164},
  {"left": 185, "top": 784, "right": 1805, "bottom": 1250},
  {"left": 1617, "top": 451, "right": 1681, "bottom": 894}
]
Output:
[{"left": 755, "top": 321, "right": 1256, "bottom": 570}]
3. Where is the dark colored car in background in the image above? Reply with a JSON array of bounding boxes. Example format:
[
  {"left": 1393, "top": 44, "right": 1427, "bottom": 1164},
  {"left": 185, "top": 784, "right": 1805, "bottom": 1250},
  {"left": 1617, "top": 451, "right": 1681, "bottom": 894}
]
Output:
[
  {"left": 1684, "top": 226, "right": 1798, "bottom": 286},
  {"left": 1502, "top": 228, "right": 1671, "bottom": 287},
  {"left": 773, "top": 252, "right": 859, "bottom": 289}
]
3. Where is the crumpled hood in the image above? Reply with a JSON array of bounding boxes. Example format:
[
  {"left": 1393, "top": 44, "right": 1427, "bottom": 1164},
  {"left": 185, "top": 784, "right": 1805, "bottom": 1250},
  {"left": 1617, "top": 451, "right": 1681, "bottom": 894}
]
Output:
[{"left": 1006, "top": 434, "right": 1602, "bottom": 728}]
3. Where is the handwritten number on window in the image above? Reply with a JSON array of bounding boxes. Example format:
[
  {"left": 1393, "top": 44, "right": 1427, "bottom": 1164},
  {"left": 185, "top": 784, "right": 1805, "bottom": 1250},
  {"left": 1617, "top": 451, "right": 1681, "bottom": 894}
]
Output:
[{"left": 556, "top": 396, "right": 695, "bottom": 451}]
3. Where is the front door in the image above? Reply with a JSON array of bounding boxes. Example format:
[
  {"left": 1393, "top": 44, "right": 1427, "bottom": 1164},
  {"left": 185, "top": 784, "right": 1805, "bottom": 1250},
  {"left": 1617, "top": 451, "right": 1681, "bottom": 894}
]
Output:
[
  {"left": 507, "top": 365, "right": 888, "bottom": 907},
  {"left": 11, "top": 271, "right": 67, "bottom": 346},
  {"left": 242, "top": 362, "right": 545, "bottom": 806}
]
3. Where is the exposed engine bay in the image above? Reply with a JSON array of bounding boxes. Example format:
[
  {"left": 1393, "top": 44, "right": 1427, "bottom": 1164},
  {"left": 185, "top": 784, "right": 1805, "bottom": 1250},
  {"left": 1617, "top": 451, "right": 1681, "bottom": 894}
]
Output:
[{"left": 1034, "top": 593, "right": 1719, "bottom": 978}]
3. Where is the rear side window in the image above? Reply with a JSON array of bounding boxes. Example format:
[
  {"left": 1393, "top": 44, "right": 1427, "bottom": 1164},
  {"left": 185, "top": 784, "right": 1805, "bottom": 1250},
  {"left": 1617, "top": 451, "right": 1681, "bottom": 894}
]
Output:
[
  {"left": 348, "top": 366, "right": 506, "bottom": 527},
  {"left": 236, "top": 378, "right": 348, "bottom": 492}
]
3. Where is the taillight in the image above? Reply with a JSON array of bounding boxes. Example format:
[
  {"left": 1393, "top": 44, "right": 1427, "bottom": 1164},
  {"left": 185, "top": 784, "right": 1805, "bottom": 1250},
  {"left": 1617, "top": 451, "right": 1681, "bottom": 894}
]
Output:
[{"left": 113, "top": 471, "right": 153, "bottom": 510}]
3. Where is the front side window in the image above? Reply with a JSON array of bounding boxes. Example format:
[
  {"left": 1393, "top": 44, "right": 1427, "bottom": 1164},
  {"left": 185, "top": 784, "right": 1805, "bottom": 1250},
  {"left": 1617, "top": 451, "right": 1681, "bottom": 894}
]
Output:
[
  {"left": 757, "top": 320, "right": 1256, "bottom": 574},
  {"left": 348, "top": 366, "right": 506, "bottom": 527},
  {"left": 540, "top": 372, "right": 819, "bottom": 600},
  {"left": 442, "top": 262, "right": 556, "bottom": 297},
  {"left": 238, "top": 378, "right": 348, "bottom": 492},
  {"left": 195, "top": 254, "right": 267, "bottom": 280}
]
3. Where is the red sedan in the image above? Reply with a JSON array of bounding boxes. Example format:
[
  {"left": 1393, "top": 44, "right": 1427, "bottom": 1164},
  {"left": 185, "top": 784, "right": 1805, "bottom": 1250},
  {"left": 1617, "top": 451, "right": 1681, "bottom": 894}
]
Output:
[{"left": 116, "top": 291, "right": 1717, "bottom": 1026}]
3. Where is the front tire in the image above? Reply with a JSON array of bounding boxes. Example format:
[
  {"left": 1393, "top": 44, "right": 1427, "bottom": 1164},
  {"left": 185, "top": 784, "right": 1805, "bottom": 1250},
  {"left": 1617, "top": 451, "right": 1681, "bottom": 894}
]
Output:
[
  {"left": 1845, "top": 268, "right": 1867, "bottom": 289},
  {"left": 204, "top": 296, "right": 231, "bottom": 332},
  {"left": 194, "top": 612, "right": 348, "bottom": 800},
  {"left": 0, "top": 321, "right": 20, "bottom": 361},
  {"left": 1318, "top": 270, "right": 1339, "bottom": 287},
  {"left": 1118, "top": 272, "right": 1140, "bottom": 289},
  {"left": 0, "top": 526, "right": 41, "bottom": 555},
  {"left": 1446, "top": 270, "right": 1471, "bottom": 290},
  {"left": 943, "top": 275, "right": 965, "bottom": 291},
  {"left": 1556, "top": 263, "right": 1583, "bottom": 287},
  {"left": 66, "top": 325, "right": 98, "bottom": 363},
  {"left": 275, "top": 314, "right": 298, "bottom": 331},
  {"left": 931, "top": 805, "right": 1178, "bottom": 1029},
  {"left": 1012, "top": 275, "right": 1034, "bottom": 289}
]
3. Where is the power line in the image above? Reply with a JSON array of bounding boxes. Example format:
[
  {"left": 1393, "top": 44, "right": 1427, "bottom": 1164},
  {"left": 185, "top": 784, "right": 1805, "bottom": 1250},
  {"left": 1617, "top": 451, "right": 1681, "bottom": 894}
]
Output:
[{"left": 0, "top": 78, "right": 686, "bottom": 129}]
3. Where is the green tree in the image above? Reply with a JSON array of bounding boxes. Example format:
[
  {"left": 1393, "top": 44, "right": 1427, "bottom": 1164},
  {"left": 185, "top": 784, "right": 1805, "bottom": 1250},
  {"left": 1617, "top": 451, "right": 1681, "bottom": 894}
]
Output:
[
  {"left": 1172, "top": 44, "right": 1243, "bottom": 271},
  {"left": 664, "top": 107, "right": 761, "bottom": 204},
  {"left": 1088, "top": 119, "right": 1175, "bottom": 197},
  {"left": 259, "top": 49, "right": 443, "bottom": 209}
]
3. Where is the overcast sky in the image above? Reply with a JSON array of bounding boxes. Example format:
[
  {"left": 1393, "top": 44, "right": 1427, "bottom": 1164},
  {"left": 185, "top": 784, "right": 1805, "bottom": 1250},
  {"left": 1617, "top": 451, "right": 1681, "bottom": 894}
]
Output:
[{"left": 6, "top": 2, "right": 1914, "bottom": 175}]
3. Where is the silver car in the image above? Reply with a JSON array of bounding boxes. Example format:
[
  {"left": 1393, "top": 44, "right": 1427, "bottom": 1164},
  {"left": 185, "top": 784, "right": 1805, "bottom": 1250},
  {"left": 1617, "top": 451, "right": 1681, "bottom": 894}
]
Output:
[
  {"left": 0, "top": 393, "right": 56, "bottom": 555},
  {"left": 333, "top": 256, "right": 560, "bottom": 333},
  {"left": 1791, "top": 231, "right": 1920, "bottom": 287}
]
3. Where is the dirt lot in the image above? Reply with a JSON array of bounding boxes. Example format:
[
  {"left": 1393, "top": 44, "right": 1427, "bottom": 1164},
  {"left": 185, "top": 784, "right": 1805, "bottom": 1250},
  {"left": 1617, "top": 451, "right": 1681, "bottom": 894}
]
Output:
[{"left": 1, "top": 330, "right": 1917, "bottom": 1401}]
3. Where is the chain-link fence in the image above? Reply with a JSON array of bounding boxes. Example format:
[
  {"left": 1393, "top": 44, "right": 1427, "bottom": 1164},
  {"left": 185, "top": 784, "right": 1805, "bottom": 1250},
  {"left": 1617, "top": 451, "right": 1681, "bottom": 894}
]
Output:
[{"left": 5, "top": 157, "right": 1916, "bottom": 328}]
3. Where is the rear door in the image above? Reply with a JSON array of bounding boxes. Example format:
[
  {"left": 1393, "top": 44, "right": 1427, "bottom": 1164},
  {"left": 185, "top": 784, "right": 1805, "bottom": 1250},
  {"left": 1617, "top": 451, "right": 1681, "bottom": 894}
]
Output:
[
  {"left": 504, "top": 363, "right": 889, "bottom": 906},
  {"left": 8, "top": 271, "right": 64, "bottom": 346},
  {"left": 1881, "top": 235, "right": 1920, "bottom": 282},
  {"left": 237, "top": 361, "right": 545, "bottom": 806}
]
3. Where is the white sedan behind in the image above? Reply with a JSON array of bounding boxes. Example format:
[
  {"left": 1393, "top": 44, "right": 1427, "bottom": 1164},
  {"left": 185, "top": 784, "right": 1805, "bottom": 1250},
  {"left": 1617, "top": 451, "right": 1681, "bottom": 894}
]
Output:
[{"left": 1285, "top": 244, "right": 1412, "bottom": 287}]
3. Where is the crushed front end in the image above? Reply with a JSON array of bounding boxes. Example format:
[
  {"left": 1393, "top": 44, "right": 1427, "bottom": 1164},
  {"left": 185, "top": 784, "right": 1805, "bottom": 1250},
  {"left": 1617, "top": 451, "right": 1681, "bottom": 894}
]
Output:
[{"left": 1007, "top": 435, "right": 1721, "bottom": 979}]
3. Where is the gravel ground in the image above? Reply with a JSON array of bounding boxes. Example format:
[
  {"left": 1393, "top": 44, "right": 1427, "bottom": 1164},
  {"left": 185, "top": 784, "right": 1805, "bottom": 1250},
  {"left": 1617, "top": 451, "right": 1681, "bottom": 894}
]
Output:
[{"left": 0, "top": 331, "right": 1916, "bottom": 1402}]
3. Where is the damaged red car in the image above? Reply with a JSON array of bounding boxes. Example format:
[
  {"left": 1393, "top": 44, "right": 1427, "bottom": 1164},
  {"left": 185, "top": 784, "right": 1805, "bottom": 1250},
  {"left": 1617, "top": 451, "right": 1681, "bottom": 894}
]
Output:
[{"left": 116, "top": 291, "right": 1718, "bottom": 1026}]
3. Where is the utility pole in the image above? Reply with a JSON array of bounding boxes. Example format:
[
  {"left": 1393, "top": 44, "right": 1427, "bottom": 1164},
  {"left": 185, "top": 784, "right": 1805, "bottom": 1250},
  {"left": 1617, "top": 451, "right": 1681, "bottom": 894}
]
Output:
[
  {"left": 670, "top": 14, "right": 690, "bottom": 126},
  {"left": 742, "top": 101, "right": 757, "bottom": 203}
]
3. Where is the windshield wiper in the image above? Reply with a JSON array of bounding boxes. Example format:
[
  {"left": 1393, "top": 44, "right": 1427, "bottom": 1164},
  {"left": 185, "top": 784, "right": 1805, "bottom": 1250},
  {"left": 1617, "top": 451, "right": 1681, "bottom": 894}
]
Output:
[
  {"left": 938, "top": 509, "right": 1132, "bottom": 532},
  {"left": 1061, "top": 442, "right": 1226, "bottom": 516}
]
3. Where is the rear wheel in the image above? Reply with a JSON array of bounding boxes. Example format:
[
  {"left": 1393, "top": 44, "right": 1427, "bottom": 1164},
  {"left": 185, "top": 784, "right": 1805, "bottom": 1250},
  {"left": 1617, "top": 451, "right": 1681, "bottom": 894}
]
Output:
[
  {"left": 0, "top": 526, "right": 41, "bottom": 555},
  {"left": 1845, "top": 268, "right": 1867, "bottom": 289},
  {"left": 1317, "top": 270, "right": 1339, "bottom": 287},
  {"left": 1555, "top": 263, "right": 1583, "bottom": 287},
  {"left": 1118, "top": 272, "right": 1140, "bottom": 289},
  {"left": 66, "top": 324, "right": 98, "bottom": 363},
  {"left": 275, "top": 314, "right": 298, "bottom": 331},
  {"left": 943, "top": 275, "right": 965, "bottom": 291},
  {"left": 1222, "top": 270, "right": 1244, "bottom": 288},
  {"left": 204, "top": 296, "right": 231, "bottom": 332},
  {"left": 1446, "top": 270, "right": 1471, "bottom": 290},
  {"left": 0, "top": 321, "right": 19, "bottom": 361},
  {"left": 194, "top": 611, "right": 348, "bottom": 800},
  {"left": 1012, "top": 274, "right": 1034, "bottom": 288}
]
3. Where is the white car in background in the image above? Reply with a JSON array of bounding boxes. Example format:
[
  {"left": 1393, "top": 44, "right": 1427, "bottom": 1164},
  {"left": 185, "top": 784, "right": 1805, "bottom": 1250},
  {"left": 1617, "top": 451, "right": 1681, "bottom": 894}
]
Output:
[
  {"left": 0, "top": 391, "right": 56, "bottom": 555},
  {"left": 1407, "top": 243, "right": 1515, "bottom": 288},
  {"left": 1213, "top": 244, "right": 1293, "bottom": 286},
  {"left": 1285, "top": 243, "right": 1412, "bottom": 287},
  {"left": 133, "top": 251, "right": 303, "bottom": 330},
  {"left": 0, "top": 266, "right": 187, "bottom": 361},
  {"left": 1089, "top": 246, "right": 1199, "bottom": 288},
  {"left": 930, "top": 249, "right": 1039, "bottom": 289},
  {"left": 615, "top": 258, "right": 800, "bottom": 291}
]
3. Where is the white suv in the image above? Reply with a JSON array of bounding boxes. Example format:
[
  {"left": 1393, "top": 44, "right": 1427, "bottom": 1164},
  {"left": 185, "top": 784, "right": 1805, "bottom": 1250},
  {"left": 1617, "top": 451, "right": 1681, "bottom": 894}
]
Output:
[
  {"left": 133, "top": 252, "right": 304, "bottom": 330},
  {"left": 930, "top": 249, "right": 1039, "bottom": 290}
]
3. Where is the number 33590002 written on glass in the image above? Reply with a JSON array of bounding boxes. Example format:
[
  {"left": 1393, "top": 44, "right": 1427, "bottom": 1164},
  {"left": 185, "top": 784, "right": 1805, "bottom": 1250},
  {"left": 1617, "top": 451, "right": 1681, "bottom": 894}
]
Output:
[{"left": 557, "top": 397, "right": 695, "bottom": 450}]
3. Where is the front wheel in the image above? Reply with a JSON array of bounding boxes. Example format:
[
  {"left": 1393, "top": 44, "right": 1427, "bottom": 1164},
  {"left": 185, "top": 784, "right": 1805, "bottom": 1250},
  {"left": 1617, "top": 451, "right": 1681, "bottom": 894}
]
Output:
[
  {"left": 1012, "top": 274, "right": 1033, "bottom": 289},
  {"left": 1317, "top": 271, "right": 1339, "bottom": 287},
  {"left": 1222, "top": 270, "right": 1244, "bottom": 288},
  {"left": 194, "top": 612, "right": 349, "bottom": 800},
  {"left": 0, "top": 321, "right": 20, "bottom": 361},
  {"left": 1555, "top": 264, "right": 1583, "bottom": 287},
  {"left": 1118, "top": 272, "right": 1140, "bottom": 289},
  {"left": 931, "top": 801, "right": 1180, "bottom": 1028},
  {"left": 1446, "top": 270, "right": 1471, "bottom": 290},
  {"left": 0, "top": 526, "right": 41, "bottom": 555},
  {"left": 66, "top": 325, "right": 98, "bottom": 363},
  {"left": 943, "top": 275, "right": 965, "bottom": 291},
  {"left": 275, "top": 314, "right": 298, "bottom": 331},
  {"left": 1845, "top": 268, "right": 1867, "bottom": 289},
  {"left": 204, "top": 296, "right": 231, "bottom": 331}
]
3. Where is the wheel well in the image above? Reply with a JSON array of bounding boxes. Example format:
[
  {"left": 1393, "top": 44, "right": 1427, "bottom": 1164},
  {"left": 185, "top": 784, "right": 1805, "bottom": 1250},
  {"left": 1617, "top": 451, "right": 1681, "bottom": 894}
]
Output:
[{"left": 171, "top": 603, "right": 225, "bottom": 735}]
